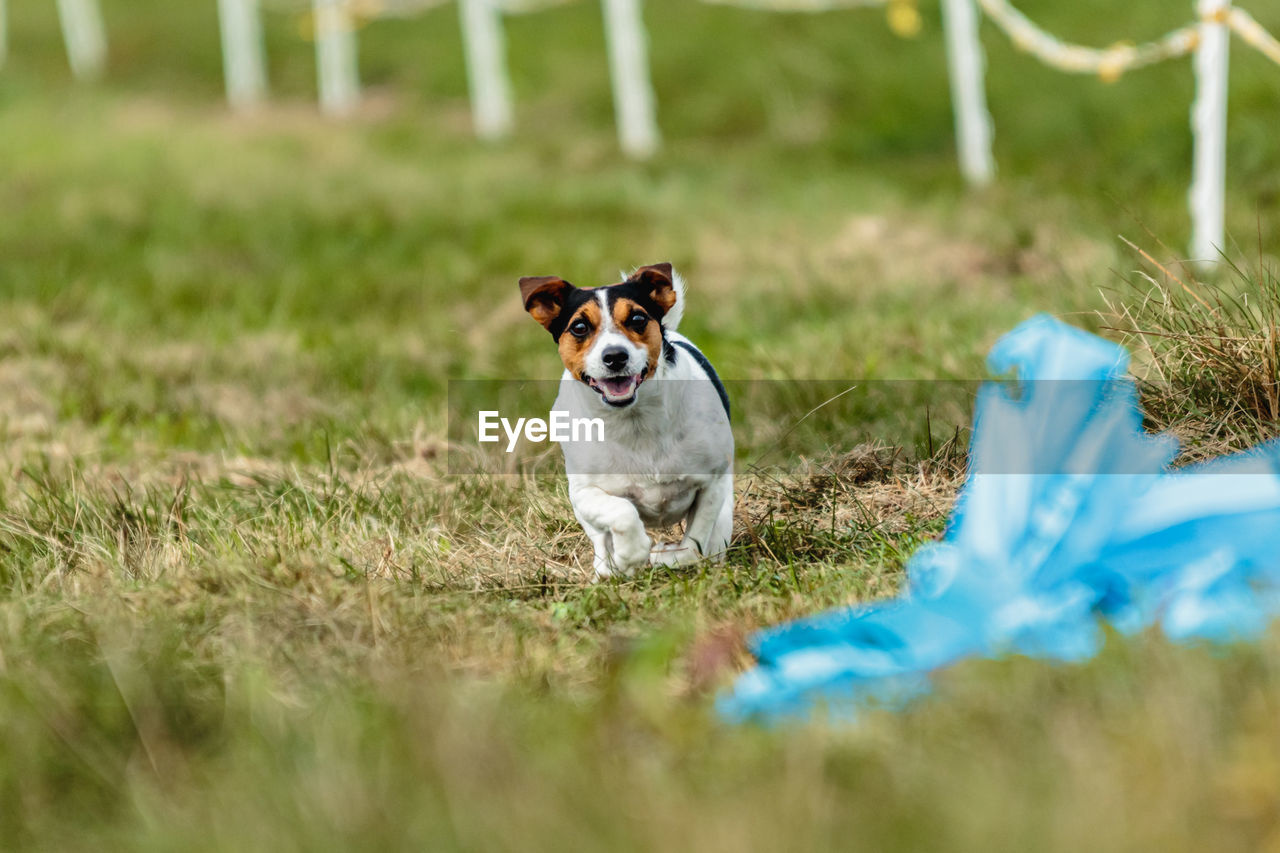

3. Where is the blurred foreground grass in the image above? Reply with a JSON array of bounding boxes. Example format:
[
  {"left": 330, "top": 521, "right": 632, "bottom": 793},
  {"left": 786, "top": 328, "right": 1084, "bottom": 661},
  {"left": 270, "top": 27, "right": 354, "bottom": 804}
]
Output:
[{"left": 2, "top": 0, "right": 1280, "bottom": 849}]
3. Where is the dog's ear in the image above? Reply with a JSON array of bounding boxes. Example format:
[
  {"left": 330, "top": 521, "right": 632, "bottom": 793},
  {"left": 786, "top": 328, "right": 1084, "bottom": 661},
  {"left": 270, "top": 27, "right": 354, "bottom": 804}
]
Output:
[
  {"left": 519, "top": 276, "right": 573, "bottom": 331},
  {"left": 631, "top": 263, "right": 676, "bottom": 315}
]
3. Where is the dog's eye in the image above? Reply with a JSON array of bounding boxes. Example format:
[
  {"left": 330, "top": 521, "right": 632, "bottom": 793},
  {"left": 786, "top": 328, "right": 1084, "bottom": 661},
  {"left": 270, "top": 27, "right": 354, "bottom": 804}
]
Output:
[
  {"left": 569, "top": 319, "right": 591, "bottom": 338},
  {"left": 627, "top": 312, "right": 648, "bottom": 332}
]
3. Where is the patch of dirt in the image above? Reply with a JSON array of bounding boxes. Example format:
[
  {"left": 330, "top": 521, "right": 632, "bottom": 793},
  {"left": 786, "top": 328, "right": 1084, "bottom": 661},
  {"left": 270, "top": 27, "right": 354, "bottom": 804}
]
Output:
[
  {"left": 823, "top": 213, "right": 999, "bottom": 283},
  {"left": 738, "top": 442, "right": 961, "bottom": 536},
  {"left": 695, "top": 207, "right": 1114, "bottom": 298},
  {"left": 0, "top": 357, "right": 62, "bottom": 438}
]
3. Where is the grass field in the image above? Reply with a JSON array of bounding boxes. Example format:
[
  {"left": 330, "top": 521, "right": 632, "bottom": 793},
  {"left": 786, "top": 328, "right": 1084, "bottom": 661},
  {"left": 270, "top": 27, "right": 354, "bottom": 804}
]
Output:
[{"left": 2, "top": 0, "right": 1280, "bottom": 849}]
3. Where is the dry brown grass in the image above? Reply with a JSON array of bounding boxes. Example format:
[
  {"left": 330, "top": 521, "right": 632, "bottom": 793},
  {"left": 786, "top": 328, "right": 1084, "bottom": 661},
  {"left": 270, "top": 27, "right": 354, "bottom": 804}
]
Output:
[
  {"left": 1100, "top": 239, "right": 1280, "bottom": 461},
  {"left": 740, "top": 441, "right": 959, "bottom": 535}
]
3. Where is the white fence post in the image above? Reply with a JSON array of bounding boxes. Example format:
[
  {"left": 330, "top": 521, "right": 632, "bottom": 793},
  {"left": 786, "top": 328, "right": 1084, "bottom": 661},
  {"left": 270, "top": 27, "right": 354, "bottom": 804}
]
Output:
[
  {"left": 218, "top": 0, "right": 268, "bottom": 109},
  {"left": 313, "top": 0, "right": 360, "bottom": 116},
  {"left": 0, "top": 0, "right": 8, "bottom": 70},
  {"left": 56, "top": 0, "right": 107, "bottom": 80},
  {"left": 1189, "top": 0, "right": 1230, "bottom": 267},
  {"left": 940, "top": 0, "right": 995, "bottom": 186},
  {"left": 601, "top": 0, "right": 659, "bottom": 158},
  {"left": 458, "top": 0, "right": 514, "bottom": 139}
]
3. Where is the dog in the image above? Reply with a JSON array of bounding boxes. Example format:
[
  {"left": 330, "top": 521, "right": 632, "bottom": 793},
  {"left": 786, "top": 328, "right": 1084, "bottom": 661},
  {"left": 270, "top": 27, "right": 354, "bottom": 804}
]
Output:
[{"left": 519, "top": 263, "right": 733, "bottom": 579}]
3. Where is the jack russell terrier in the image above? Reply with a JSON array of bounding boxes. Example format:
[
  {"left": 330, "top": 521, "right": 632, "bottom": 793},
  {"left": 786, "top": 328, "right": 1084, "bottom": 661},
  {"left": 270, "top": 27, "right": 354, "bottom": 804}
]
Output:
[{"left": 519, "top": 263, "right": 733, "bottom": 579}]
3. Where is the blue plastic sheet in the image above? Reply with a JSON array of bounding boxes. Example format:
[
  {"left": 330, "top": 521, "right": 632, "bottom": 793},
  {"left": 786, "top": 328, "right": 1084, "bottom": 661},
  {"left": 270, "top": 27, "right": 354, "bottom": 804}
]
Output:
[{"left": 719, "top": 314, "right": 1280, "bottom": 724}]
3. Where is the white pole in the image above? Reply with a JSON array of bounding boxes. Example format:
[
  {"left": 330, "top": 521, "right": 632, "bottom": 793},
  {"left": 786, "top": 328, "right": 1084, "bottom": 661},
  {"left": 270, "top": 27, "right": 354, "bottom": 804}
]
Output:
[
  {"left": 601, "top": 0, "right": 659, "bottom": 158},
  {"left": 313, "top": 0, "right": 360, "bottom": 116},
  {"left": 1189, "top": 0, "right": 1230, "bottom": 267},
  {"left": 458, "top": 0, "right": 513, "bottom": 139},
  {"left": 940, "top": 0, "right": 995, "bottom": 186},
  {"left": 0, "top": 0, "right": 8, "bottom": 70},
  {"left": 56, "top": 0, "right": 107, "bottom": 80},
  {"left": 218, "top": 0, "right": 268, "bottom": 110}
]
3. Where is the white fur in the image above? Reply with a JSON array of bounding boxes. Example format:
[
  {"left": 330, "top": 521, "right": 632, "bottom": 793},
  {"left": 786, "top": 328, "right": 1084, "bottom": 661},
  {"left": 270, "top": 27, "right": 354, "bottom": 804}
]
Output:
[
  {"left": 660, "top": 268, "right": 686, "bottom": 332},
  {"left": 556, "top": 275, "right": 731, "bottom": 580},
  {"left": 581, "top": 291, "right": 650, "bottom": 383}
]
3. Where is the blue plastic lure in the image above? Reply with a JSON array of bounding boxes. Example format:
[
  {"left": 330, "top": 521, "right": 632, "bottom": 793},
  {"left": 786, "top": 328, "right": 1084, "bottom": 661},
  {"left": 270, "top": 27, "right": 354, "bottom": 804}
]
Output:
[{"left": 719, "top": 315, "right": 1280, "bottom": 723}]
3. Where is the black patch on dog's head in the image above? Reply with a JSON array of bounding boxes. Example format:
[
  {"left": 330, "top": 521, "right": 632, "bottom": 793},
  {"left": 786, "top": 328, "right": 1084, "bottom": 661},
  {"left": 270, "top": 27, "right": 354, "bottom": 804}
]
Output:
[{"left": 602, "top": 264, "right": 676, "bottom": 322}]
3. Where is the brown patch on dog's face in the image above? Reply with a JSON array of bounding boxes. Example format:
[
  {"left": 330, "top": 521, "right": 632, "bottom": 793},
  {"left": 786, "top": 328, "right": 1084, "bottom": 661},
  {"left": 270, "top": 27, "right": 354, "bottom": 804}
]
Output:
[
  {"left": 611, "top": 297, "right": 662, "bottom": 377},
  {"left": 556, "top": 298, "right": 604, "bottom": 379}
]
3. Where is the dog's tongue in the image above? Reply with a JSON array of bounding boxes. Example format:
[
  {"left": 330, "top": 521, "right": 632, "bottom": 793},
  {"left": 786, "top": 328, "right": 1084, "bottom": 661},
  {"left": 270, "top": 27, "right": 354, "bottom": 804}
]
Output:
[{"left": 600, "top": 375, "right": 639, "bottom": 399}]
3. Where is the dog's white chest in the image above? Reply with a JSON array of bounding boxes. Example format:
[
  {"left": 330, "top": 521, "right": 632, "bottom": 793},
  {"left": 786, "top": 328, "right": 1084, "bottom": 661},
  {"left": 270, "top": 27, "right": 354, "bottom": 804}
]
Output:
[{"left": 613, "top": 477, "right": 700, "bottom": 528}]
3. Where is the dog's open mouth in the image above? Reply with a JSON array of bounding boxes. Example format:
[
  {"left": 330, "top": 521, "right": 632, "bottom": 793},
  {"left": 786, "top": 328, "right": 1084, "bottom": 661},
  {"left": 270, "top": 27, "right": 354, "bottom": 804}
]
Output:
[{"left": 587, "top": 373, "right": 644, "bottom": 406}]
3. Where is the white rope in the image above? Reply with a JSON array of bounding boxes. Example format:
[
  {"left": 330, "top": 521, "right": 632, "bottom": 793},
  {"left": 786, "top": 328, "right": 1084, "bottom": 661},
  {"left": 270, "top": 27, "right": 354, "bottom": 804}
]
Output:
[
  {"left": 1228, "top": 7, "right": 1280, "bottom": 66},
  {"left": 370, "top": 0, "right": 456, "bottom": 13},
  {"left": 699, "top": 0, "right": 885, "bottom": 11},
  {"left": 263, "top": 0, "right": 566, "bottom": 17},
  {"left": 967, "top": 0, "right": 1278, "bottom": 266},
  {"left": 976, "top": 0, "right": 1199, "bottom": 80},
  {"left": 500, "top": 0, "right": 580, "bottom": 14},
  {"left": 977, "top": 0, "right": 1280, "bottom": 79},
  {"left": 696, "top": 0, "right": 924, "bottom": 39},
  {"left": 261, "top": 0, "right": 450, "bottom": 15}
]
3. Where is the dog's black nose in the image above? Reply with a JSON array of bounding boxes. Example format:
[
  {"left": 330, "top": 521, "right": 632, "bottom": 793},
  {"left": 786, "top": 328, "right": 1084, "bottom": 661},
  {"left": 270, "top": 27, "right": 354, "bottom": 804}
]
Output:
[{"left": 601, "top": 347, "right": 629, "bottom": 371}]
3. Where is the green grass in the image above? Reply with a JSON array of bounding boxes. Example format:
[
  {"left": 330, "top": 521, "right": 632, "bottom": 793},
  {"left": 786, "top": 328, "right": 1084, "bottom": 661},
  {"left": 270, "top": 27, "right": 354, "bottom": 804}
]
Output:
[{"left": 2, "top": 0, "right": 1280, "bottom": 849}]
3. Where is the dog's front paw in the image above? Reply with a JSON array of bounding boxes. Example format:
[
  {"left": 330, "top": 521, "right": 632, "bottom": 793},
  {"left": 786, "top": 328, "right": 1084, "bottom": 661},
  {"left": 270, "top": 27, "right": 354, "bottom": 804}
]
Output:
[
  {"left": 649, "top": 540, "right": 700, "bottom": 567},
  {"left": 608, "top": 528, "right": 652, "bottom": 576},
  {"left": 592, "top": 552, "right": 615, "bottom": 582}
]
